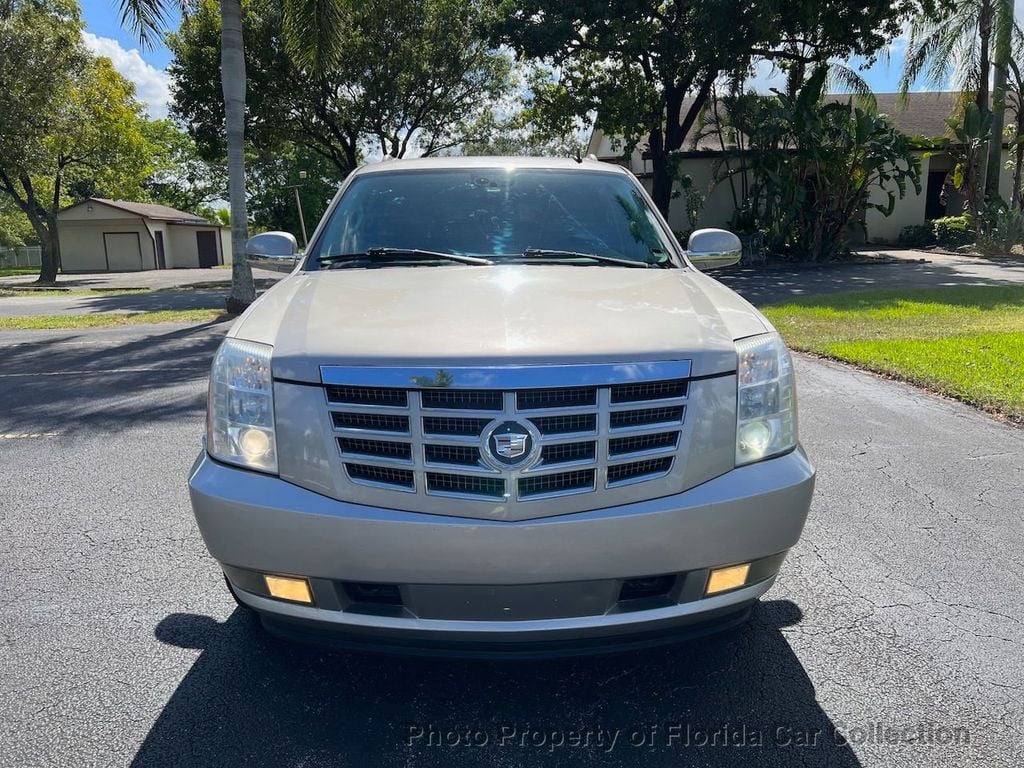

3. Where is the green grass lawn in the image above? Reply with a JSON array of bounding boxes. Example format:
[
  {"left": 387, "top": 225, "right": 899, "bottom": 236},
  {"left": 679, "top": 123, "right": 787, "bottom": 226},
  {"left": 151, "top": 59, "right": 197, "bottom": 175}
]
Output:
[
  {"left": 762, "top": 285, "right": 1024, "bottom": 423},
  {"left": 0, "top": 309, "right": 229, "bottom": 330},
  {"left": 0, "top": 267, "right": 40, "bottom": 277}
]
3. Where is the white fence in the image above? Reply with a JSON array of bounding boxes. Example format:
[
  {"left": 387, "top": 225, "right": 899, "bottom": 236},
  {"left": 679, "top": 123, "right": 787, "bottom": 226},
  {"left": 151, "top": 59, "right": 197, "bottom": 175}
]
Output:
[{"left": 0, "top": 246, "right": 42, "bottom": 268}]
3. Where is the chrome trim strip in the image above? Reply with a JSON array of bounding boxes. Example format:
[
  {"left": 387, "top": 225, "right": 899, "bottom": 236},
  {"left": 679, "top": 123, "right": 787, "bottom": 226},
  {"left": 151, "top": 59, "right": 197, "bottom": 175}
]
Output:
[{"left": 320, "top": 361, "right": 692, "bottom": 389}]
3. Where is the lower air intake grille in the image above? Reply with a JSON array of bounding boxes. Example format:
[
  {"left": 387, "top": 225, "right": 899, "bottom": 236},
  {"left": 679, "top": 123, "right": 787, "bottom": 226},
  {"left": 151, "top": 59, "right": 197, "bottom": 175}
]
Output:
[
  {"left": 607, "top": 457, "right": 673, "bottom": 484},
  {"left": 345, "top": 463, "right": 414, "bottom": 489},
  {"left": 519, "top": 469, "right": 595, "bottom": 498}
]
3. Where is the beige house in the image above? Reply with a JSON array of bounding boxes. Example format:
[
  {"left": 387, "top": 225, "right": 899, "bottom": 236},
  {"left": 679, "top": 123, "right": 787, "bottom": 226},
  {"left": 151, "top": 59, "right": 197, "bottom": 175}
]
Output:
[
  {"left": 58, "top": 198, "right": 232, "bottom": 272},
  {"left": 587, "top": 92, "right": 1016, "bottom": 243}
]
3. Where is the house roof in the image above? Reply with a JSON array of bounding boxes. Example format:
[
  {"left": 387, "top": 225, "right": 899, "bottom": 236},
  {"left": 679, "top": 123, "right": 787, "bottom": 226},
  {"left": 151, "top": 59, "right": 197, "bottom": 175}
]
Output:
[
  {"left": 62, "top": 198, "right": 210, "bottom": 223},
  {"left": 596, "top": 91, "right": 965, "bottom": 157}
]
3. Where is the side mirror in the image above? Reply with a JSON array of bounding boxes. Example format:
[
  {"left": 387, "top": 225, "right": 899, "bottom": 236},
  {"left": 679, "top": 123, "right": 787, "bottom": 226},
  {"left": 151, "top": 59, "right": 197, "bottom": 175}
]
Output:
[
  {"left": 687, "top": 228, "right": 742, "bottom": 271},
  {"left": 246, "top": 231, "right": 299, "bottom": 273}
]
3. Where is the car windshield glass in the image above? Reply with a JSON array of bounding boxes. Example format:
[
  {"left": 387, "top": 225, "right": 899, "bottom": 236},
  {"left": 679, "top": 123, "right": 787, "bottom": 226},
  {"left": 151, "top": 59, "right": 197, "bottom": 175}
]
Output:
[{"left": 305, "top": 168, "right": 676, "bottom": 268}]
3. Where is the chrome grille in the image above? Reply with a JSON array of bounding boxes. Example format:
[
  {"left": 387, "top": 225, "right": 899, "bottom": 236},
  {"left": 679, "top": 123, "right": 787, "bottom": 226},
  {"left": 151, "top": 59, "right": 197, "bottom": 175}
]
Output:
[{"left": 322, "top": 361, "right": 692, "bottom": 510}]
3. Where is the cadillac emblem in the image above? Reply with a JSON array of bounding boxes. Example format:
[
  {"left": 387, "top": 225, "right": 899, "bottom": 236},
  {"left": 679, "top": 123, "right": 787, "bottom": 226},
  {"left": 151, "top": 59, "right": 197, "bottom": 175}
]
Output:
[{"left": 484, "top": 421, "right": 536, "bottom": 467}]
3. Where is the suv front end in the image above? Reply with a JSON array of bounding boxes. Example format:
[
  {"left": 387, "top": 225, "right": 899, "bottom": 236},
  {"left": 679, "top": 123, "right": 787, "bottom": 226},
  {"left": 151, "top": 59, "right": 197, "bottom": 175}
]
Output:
[{"left": 188, "top": 157, "right": 814, "bottom": 655}]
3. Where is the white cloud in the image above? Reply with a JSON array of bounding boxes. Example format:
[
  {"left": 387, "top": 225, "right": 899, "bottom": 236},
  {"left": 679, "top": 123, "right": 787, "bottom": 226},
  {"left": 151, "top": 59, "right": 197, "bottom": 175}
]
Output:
[{"left": 82, "top": 32, "right": 172, "bottom": 120}]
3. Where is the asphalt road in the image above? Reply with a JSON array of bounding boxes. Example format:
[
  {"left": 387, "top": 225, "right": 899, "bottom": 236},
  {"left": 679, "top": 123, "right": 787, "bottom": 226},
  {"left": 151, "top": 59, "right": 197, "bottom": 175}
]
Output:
[{"left": 1, "top": 321, "right": 1022, "bottom": 767}]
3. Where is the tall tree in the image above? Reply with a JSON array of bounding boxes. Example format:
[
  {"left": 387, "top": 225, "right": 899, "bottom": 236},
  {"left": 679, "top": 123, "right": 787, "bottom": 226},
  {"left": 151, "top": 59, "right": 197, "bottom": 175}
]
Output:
[
  {"left": 168, "top": 0, "right": 512, "bottom": 178},
  {"left": 122, "top": 0, "right": 255, "bottom": 312},
  {"left": 0, "top": 3, "right": 153, "bottom": 282},
  {"left": 496, "top": 0, "right": 911, "bottom": 216},
  {"left": 985, "top": 0, "right": 1014, "bottom": 196}
]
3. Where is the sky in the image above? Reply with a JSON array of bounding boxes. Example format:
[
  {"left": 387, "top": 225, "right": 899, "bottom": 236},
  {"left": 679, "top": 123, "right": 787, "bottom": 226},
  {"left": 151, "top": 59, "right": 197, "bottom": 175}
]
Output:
[{"left": 79, "top": 0, "right": 917, "bottom": 123}]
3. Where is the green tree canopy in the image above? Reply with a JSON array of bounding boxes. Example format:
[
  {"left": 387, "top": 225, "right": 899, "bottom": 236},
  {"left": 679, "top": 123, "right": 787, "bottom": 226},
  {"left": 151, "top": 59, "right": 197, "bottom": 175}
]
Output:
[
  {"left": 495, "top": 0, "right": 915, "bottom": 216},
  {"left": 169, "top": 0, "right": 514, "bottom": 176},
  {"left": 0, "top": 0, "right": 156, "bottom": 281}
]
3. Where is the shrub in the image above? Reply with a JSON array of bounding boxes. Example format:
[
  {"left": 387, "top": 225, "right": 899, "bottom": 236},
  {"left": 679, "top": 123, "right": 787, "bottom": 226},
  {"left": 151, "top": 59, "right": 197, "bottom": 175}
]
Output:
[
  {"left": 932, "top": 215, "right": 975, "bottom": 248},
  {"left": 898, "top": 216, "right": 973, "bottom": 249},
  {"left": 976, "top": 204, "right": 1024, "bottom": 254},
  {"left": 899, "top": 224, "right": 936, "bottom": 248}
]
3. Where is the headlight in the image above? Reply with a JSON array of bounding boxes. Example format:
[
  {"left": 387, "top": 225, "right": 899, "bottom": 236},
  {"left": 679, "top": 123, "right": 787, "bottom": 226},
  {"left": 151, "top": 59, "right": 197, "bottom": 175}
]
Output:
[
  {"left": 207, "top": 338, "right": 277, "bottom": 473},
  {"left": 735, "top": 332, "right": 796, "bottom": 466}
]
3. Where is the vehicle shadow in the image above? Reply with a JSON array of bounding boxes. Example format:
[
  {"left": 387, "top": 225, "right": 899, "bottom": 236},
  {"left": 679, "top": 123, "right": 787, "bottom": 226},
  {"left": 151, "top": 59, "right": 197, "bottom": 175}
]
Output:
[{"left": 133, "top": 600, "right": 860, "bottom": 767}]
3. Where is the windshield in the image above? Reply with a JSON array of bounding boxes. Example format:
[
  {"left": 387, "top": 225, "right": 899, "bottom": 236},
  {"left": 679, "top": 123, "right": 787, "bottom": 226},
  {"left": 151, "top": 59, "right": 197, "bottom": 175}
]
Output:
[{"left": 305, "top": 168, "right": 677, "bottom": 268}]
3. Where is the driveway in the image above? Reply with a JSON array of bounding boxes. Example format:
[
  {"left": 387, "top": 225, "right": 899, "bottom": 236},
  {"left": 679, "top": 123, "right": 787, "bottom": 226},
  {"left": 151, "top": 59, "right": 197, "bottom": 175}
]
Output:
[
  {"left": 717, "top": 249, "right": 1024, "bottom": 304},
  {"left": 0, "top": 267, "right": 285, "bottom": 316},
  {"left": 0, "top": 322, "right": 1021, "bottom": 767}
]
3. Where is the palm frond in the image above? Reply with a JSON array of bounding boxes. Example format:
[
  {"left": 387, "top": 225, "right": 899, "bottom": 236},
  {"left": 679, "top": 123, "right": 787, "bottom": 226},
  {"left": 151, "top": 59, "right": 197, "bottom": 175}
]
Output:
[
  {"left": 117, "top": 0, "right": 173, "bottom": 47},
  {"left": 828, "top": 63, "right": 876, "bottom": 111},
  {"left": 281, "top": 0, "right": 350, "bottom": 73}
]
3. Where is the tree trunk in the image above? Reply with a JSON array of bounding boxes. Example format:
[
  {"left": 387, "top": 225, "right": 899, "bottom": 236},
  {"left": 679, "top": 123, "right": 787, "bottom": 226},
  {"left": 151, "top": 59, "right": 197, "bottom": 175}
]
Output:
[
  {"left": 975, "top": 0, "right": 994, "bottom": 199},
  {"left": 648, "top": 127, "right": 673, "bottom": 217},
  {"left": 220, "top": 0, "right": 255, "bottom": 315},
  {"left": 34, "top": 216, "right": 59, "bottom": 284},
  {"left": 985, "top": 0, "right": 1013, "bottom": 199}
]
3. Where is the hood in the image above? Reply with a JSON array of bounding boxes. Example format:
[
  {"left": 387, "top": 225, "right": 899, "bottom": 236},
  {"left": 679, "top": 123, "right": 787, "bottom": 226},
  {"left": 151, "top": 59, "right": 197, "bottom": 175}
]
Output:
[{"left": 231, "top": 265, "right": 768, "bottom": 383}]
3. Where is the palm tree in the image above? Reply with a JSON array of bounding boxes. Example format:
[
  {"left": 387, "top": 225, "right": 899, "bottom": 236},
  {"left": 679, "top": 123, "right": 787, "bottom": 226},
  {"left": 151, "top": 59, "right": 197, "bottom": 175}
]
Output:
[
  {"left": 121, "top": 0, "right": 255, "bottom": 313},
  {"left": 900, "top": 0, "right": 1020, "bottom": 201},
  {"left": 985, "top": 0, "right": 1014, "bottom": 197}
]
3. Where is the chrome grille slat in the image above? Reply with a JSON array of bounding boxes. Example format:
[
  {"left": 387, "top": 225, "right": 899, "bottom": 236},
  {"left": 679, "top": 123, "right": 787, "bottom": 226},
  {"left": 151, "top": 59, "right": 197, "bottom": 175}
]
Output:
[
  {"left": 326, "top": 384, "right": 408, "bottom": 407},
  {"left": 321, "top": 365, "right": 693, "bottom": 506},
  {"left": 337, "top": 437, "right": 413, "bottom": 461}
]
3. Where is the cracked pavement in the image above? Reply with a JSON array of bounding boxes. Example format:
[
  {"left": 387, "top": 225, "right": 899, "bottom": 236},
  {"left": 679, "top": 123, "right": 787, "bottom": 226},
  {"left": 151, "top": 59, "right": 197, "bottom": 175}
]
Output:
[{"left": 0, "top": 321, "right": 1021, "bottom": 767}]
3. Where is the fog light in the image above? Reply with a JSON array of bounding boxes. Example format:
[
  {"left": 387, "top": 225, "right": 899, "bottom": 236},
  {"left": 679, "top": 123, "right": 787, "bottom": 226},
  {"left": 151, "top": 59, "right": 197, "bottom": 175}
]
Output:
[
  {"left": 264, "top": 574, "right": 313, "bottom": 604},
  {"left": 706, "top": 563, "right": 751, "bottom": 595}
]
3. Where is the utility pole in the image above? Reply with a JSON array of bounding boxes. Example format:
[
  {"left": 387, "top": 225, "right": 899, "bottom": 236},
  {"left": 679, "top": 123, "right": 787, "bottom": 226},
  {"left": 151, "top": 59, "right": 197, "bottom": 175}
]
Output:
[{"left": 284, "top": 170, "right": 309, "bottom": 247}]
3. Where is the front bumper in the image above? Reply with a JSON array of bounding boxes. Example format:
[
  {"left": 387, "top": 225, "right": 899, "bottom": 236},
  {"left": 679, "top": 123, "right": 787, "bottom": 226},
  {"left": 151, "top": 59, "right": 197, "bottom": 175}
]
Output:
[{"left": 188, "top": 447, "right": 814, "bottom": 652}]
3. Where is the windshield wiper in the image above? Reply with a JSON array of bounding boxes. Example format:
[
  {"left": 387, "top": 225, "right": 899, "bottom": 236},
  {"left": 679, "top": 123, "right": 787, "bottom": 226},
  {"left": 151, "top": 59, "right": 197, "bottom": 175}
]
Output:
[
  {"left": 318, "top": 247, "right": 493, "bottom": 267},
  {"left": 516, "top": 249, "right": 663, "bottom": 268}
]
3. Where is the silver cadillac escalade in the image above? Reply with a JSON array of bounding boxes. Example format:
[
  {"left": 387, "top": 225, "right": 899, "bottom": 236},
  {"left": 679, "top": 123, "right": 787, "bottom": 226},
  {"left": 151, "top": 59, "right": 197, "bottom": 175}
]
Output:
[{"left": 188, "top": 156, "right": 815, "bottom": 655}]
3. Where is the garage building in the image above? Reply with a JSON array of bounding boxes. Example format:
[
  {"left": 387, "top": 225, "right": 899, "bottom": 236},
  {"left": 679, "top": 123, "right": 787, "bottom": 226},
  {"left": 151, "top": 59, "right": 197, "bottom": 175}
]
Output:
[{"left": 58, "top": 198, "right": 232, "bottom": 272}]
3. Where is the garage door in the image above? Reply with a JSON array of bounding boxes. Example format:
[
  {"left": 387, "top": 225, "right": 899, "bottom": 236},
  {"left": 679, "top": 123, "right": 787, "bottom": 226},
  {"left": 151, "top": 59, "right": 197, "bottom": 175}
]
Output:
[{"left": 104, "top": 232, "right": 143, "bottom": 272}]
